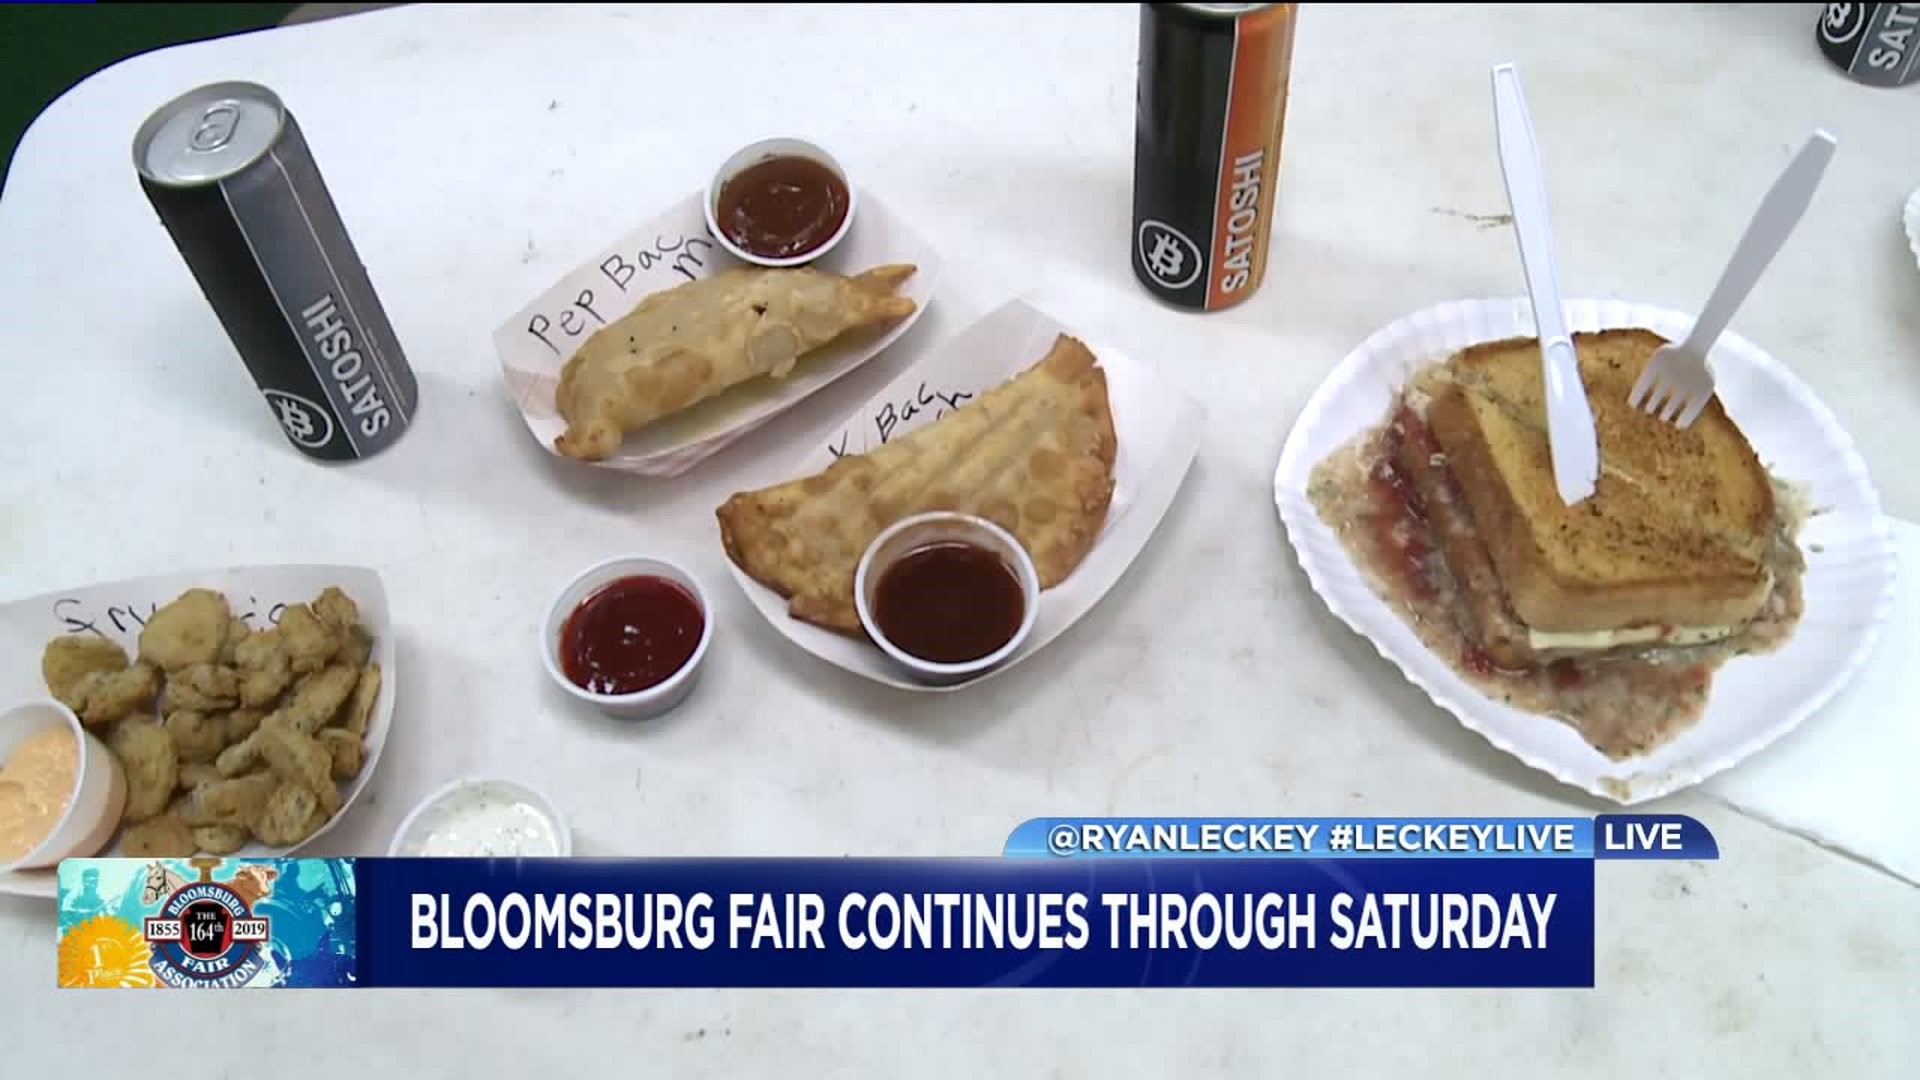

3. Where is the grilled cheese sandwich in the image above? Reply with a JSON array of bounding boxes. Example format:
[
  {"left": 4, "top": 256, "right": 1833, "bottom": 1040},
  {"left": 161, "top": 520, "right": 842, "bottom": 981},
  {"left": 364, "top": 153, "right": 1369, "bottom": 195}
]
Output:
[{"left": 1408, "top": 329, "right": 1781, "bottom": 668}]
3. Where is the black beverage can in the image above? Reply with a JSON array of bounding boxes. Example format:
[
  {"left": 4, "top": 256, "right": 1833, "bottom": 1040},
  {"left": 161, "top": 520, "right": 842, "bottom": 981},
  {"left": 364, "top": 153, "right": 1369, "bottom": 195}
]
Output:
[
  {"left": 133, "top": 82, "right": 418, "bottom": 461},
  {"left": 1132, "top": 3, "right": 1297, "bottom": 312},
  {"left": 1817, "top": 3, "right": 1920, "bottom": 87}
]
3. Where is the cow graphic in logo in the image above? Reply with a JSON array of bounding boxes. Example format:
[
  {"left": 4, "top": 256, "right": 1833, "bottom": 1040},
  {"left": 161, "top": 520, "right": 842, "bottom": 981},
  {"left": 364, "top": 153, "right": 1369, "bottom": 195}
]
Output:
[{"left": 141, "top": 858, "right": 277, "bottom": 988}]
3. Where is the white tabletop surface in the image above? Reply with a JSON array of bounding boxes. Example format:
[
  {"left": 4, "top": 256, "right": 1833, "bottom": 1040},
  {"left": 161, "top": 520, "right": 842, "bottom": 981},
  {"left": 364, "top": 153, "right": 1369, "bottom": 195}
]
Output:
[{"left": 2, "top": 2, "right": 1916, "bottom": 1075}]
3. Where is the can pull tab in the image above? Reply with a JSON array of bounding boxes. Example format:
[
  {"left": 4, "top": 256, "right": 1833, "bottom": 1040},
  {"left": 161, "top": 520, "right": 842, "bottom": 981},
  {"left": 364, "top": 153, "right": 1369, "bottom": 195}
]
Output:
[{"left": 188, "top": 103, "right": 240, "bottom": 153}]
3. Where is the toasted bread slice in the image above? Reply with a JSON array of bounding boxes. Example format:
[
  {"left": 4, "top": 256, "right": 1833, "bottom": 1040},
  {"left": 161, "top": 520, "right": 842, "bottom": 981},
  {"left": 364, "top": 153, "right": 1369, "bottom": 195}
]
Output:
[
  {"left": 1447, "top": 329, "right": 1775, "bottom": 563},
  {"left": 1426, "top": 381, "right": 1773, "bottom": 633}
]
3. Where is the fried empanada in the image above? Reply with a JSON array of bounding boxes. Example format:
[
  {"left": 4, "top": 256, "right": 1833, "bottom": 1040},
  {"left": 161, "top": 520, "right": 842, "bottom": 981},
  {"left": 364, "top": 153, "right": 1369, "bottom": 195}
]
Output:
[
  {"left": 554, "top": 264, "right": 919, "bottom": 460},
  {"left": 138, "top": 588, "right": 231, "bottom": 672},
  {"left": 716, "top": 334, "right": 1118, "bottom": 633}
]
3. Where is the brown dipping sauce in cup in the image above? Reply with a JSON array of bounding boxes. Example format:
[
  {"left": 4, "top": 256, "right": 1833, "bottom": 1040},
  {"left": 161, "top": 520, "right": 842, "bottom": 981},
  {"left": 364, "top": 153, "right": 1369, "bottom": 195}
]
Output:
[
  {"left": 715, "top": 155, "right": 850, "bottom": 261},
  {"left": 872, "top": 542, "right": 1025, "bottom": 664},
  {"left": 560, "top": 575, "right": 704, "bottom": 696}
]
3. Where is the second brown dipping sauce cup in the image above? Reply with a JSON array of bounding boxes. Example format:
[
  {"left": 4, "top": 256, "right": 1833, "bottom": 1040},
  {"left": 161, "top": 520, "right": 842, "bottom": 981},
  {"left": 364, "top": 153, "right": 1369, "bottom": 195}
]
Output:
[{"left": 855, "top": 512, "right": 1040, "bottom": 687}]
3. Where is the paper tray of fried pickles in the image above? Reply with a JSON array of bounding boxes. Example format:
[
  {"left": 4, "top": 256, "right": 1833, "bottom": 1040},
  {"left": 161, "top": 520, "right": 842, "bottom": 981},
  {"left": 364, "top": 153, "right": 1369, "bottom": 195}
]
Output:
[
  {"left": 496, "top": 190, "right": 940, "bottom": 476},
  {"left": 1275, "top": 297, "right": 1896, "bottom": 805},
  {"left": 0, "top": 566, "right": 394, "bottom": 896},
  {"left": 716, "top": 300, "right": 1206, "bottom": 691}
]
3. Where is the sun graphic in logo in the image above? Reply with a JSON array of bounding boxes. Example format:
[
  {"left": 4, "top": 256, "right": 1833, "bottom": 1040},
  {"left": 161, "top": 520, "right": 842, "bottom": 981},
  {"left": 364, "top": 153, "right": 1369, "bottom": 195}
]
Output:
[{"left": 58, "top": 915, "right": 157, "bottom": 988}]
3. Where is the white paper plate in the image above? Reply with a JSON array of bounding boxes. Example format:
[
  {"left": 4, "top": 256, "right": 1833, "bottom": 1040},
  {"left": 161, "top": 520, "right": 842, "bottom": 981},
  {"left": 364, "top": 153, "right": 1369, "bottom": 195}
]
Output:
[
  {"left": 1903, "top": 184, "right": 1920, "bottom": 272},
  {"left": 726, "top": 300, "right": 1205, "bottom": 691},
  {"left": 1274, "top": 298, "right": 1897, "bottom": 804},
  {"left": 496, "top": 189, "right": 941, "bottom": 477},
  {"left": 0, "top": 566, "right": 396, "bottom": 899}
]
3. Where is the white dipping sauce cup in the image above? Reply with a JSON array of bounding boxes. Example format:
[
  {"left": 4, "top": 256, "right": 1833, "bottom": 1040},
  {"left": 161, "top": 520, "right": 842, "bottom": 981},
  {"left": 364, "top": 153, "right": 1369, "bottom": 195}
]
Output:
[
  {"left": 544, "top": 556, "right": 713, "bottom": 721},
  {"left": 0, "top": 699, "right": 125, "bottom": 874},
  {"left": 855, "top": 512, "right": 1040, "bottom": 687},
  {"left": 388, "top": 776, "right": 571, "bottom": 858}
]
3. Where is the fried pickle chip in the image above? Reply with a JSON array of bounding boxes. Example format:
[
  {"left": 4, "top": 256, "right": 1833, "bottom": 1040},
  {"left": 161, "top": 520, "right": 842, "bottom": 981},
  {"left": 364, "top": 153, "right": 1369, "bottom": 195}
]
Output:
[
  {"left": 312, "top": 587, "right": 360, "bottom": 635},
  {"left": 164, "top": 710, "right": 227, "bottom": 765},
  {"left": 275, "top": 603, "right": 340, "bottom": 675},
  {"left": 121, "top": 814, "right": 196, "bottom": 858},
  {"left": 224, "top": 708, "right": 264, "bottom": 743},
  {"left": 178, "top": 762, "right": 221, "bottom": 793},
  {"left": 253, "top": 783, "right": 324, "bottom": 847},
  {"left": 256, "top": 718, "right": 337, "bottom": 813},
  {"left": 42, "top": 635, "right": 129, "bottom": 707},
  {"left": 161, "top": 662, "right": 239, "bottom": 713},
  {"left": 191, "top": 824, "right": 248, "bottom": 855},
  {"left": 187, "top": 771, "right": 279, "bottom": 829},
  {"left": 69, "top": 662, "right": 161, "bottom": 729},
  {"left": 218, "top": 617, "right": 253, "bottom": 665},
  {"left": 110, "top": 721, "right": 177, "bottom": 823},
  {"left": 340, "top": 624, "right": 375, "bottom": 667},
  {"left": 233, "top": 629, "right": 293, "bottom": 707},
  {"left": 316, "top": 728, "right": 365, "bottom": 782},
  {"left": 276, "top": 664, "right": 359, "bottom": 736},
  {"left": 138, "top": 588, "right": 231, "bottom": 672},
  {"left": 343, "top": 664, "right": 381, "bottom": 737},
  {"left": 214, "top": 731, "right": 263, "bottom": 778}
]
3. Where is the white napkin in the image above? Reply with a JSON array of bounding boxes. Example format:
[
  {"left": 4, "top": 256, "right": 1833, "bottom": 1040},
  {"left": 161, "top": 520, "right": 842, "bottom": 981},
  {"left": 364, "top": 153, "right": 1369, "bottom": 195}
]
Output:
[{"left": 1703, "top": 518, "right": 1918, "bottom": 887}]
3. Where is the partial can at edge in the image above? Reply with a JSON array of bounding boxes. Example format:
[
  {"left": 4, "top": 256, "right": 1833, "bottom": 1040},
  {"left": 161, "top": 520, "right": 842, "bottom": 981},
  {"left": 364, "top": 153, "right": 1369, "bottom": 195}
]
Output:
[
  {"left": 134, "top": 81, "right": 418, "bottom": 462},
  {"left": 1816, "top": 3, "right": 1920, "bottom": 87},
  {"left": 1131, "top": 2, "right": 1298, "bottom": 312}
]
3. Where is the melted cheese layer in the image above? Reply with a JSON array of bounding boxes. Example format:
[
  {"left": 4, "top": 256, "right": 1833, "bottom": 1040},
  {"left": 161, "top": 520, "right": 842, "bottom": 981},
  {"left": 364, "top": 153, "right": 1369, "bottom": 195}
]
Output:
[{"left": 1526, "top": 623, "right": 1739, "bottom": 653}]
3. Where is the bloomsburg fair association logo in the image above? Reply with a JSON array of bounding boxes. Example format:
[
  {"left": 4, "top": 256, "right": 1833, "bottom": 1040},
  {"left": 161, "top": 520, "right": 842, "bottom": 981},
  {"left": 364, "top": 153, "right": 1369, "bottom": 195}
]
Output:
[{"left": 59, "top": 859, "right": 280, "bottom": 989}]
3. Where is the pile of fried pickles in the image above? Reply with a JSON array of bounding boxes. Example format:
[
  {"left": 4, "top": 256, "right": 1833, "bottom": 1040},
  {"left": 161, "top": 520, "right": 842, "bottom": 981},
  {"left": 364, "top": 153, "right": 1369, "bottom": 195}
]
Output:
[{"left": 40, "top": 586, "right": 381, "bottom": 857}]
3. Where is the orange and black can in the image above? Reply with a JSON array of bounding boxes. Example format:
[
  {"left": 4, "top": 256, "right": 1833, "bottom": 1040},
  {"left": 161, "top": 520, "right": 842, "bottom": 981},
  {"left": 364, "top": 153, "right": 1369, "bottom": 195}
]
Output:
[{"left": 1131, "top": 3, "right": 1297, "bottom": 312}]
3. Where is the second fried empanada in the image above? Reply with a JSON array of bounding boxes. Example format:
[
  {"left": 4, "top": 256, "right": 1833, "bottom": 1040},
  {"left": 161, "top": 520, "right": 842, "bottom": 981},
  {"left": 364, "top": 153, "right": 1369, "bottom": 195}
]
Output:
[{"left": 554, "top": 264, "right": 918, "bottom": 460}]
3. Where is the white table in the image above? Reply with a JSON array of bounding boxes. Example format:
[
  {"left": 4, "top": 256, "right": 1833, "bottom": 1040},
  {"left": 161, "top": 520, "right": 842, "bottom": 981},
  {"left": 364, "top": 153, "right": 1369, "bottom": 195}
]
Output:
[{"left": 3, "top": 3, "right": 1915, "bottom": 1074}]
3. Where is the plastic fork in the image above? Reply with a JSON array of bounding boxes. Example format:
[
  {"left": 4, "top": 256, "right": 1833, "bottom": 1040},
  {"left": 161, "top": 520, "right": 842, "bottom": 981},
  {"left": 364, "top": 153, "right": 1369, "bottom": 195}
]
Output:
[
  {"left": 1491, "top": 63, "right": 1597, "bottom": 507},
  {"left": 1630, "top": 130, "right": 1838, "bottom": 429}
]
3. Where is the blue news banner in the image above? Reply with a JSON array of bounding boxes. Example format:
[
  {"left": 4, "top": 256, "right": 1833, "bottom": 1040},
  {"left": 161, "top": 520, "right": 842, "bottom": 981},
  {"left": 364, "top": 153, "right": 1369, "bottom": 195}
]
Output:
[{"left": 56, "top": 815, "right": 1716, "bottom": 989}]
